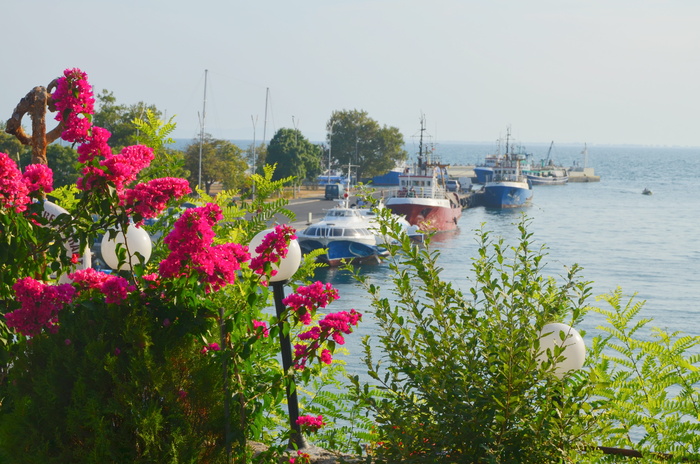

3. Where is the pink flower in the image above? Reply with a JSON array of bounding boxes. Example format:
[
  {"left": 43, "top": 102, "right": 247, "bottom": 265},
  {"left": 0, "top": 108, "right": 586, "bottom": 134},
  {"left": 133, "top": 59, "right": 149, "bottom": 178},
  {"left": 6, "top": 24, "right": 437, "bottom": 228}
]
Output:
[
  {"left": 100, "top": 145, "right": 154, "bottom": 192},
  {"left": 51, "top": 68, "right": 95, "bottom": 143},
  {"left": 289, "top": 451, "right": 311, "bottom": 464},
  {"left": 102, "top": 276, "right": 135, "bottom": 304},
  {"left": 6, "top": 277, "right": 76, "bottom": 337},
  {"left": 22, "top": 164, "right": 54, "bottom": 195},
  {"left": 0, "top": 152, "right": 30, "bottom": 213},
  {"left": 68, "top": 268, "right": 113, "bottom": 290},
  {"left": 208, "top": 342, "right": 220, "bottom": 351},
  {"left": 249, "top": 225, "right": 297, "bottom": 279},
  {"left": 296, "top": 414, "right": 326, "bottom": 432},
  {"left": 253, "top": 320, "right": 269, "bottom": 338},
  {"left": 320, "top": 349, "right": 333, "bottom": 365},
  {"left": 160, "top": 204, "right": 251, "bottom": 292},
  {"left": 76, "top": 126, "right": 112, "bottom": 163},
  {"left": 65, "top": 339, "right": 72, "bottom": 346},
  {"left": 283, "top": 281, "right": 340, "bottom": 325},
  {"left": 121, "top": 177, "right": 191, "bottom": 223}
]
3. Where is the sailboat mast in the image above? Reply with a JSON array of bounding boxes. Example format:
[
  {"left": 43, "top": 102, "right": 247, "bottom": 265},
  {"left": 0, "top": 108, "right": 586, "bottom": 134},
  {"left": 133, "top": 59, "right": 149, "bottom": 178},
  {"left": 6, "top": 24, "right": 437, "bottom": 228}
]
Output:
[
  {"left": 262, "top": 87, "right": 269, "bottom": 145},
  {"left": 197, "top": 69, "right": 208, "bottom": 190}
]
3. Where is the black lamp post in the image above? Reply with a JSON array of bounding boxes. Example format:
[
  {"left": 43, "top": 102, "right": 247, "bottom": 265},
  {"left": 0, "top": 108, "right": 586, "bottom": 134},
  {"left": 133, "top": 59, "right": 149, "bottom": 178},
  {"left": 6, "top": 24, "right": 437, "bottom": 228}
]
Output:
[{"left": 250, "top": 229, "right": 308, "bottom": 450}]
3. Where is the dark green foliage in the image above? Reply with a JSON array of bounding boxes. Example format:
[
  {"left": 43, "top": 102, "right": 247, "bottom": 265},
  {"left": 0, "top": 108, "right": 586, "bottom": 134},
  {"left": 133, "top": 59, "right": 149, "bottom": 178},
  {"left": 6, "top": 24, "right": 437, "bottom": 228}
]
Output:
[
  {"left": 326, "top": 110, "right": 407, "bottom": 181},
  {"left": 266, "top": 128, "right": 323, "bottom": 185},
  {"left": 0, "top": 290, "right": 226, "bottom": 463},
  {"left": 183, "top": 135, "right": 248, "bottom": 195}
]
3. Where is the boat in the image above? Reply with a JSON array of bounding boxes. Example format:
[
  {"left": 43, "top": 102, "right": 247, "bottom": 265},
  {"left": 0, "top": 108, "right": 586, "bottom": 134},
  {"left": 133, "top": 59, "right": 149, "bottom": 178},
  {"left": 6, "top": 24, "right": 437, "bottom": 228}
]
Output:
[
  {"left": 296, "top": 199, "right": 389, "bottom": 266},
  {"left": 642, "top": 188, "right": 653, "bottom": 195},
  {"left": 525, "top": 141, "right": 569, "bottom": 185},
  {"left": 473, "top": 153, "right": 503, "bottom": 184},
  {"left": 482, "top": 129, "right": 534, "bottom": 208},
  {"left": 384, "top": 117, "right": 462, "bottom": 232}
]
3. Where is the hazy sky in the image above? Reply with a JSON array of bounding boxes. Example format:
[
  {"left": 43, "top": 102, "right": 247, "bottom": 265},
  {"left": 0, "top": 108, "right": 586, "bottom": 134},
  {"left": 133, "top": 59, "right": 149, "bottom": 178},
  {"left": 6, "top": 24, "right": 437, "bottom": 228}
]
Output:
[{"left": 3, "top": 0, "right": 699, "bottom": 147}]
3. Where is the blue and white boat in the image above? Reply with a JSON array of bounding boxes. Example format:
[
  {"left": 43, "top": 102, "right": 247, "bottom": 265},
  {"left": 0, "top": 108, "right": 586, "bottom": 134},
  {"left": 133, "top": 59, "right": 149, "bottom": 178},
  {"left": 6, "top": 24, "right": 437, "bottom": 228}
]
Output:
[
  {"left": 482, "top": 130, "right": 534, "bottom": 208},
  {"left": 296, "top": 200, "right": 389, "bottom": 266}
]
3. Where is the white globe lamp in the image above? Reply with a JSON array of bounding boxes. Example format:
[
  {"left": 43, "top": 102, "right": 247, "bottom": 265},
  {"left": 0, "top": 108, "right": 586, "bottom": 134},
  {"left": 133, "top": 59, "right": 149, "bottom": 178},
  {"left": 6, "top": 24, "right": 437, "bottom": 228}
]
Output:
[
  {"left": 101, "top": 224, "right": 152, "bottom": 271},
  {"left": 537, "top": 322, "right": 586, "bottom": 379},
  {"left": 249, "top": 228, "right": 302, "bottom": 282}
]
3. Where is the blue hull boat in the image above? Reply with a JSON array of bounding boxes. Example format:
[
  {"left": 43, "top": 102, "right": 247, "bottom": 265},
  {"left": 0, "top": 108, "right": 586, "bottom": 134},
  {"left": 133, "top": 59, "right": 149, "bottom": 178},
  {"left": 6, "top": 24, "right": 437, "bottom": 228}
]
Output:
[{"left": 483, "top": 180, "right": 533, "bottom": 208}]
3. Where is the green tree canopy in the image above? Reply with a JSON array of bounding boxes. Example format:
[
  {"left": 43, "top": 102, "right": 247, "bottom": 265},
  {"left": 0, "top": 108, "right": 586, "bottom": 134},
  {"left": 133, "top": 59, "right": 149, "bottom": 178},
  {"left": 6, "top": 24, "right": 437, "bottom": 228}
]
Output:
[
  {"left": 327, "top": 109, "right": 408, "bottom": 181},
  {"left": 93, "top": 89, "right": 162, "bottom": 151},
  {"left": 265, "top": 128, "right": 322, "bottom": 184},
  {"left": 184, "top": 135, "right": 248, "bottom": 195}
]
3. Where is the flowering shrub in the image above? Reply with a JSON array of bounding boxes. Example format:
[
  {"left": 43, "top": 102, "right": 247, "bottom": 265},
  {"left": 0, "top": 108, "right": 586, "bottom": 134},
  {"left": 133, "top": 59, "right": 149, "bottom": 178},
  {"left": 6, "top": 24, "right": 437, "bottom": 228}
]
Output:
[{"left": 0, "top": 69, "right": 361, "bottom": 463}]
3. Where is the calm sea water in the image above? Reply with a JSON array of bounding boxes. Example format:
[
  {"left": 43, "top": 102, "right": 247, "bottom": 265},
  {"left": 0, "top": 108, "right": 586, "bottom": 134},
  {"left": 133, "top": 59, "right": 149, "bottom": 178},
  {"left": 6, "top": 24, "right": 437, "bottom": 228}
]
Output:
[{"left": 311, "top": 142, "right": 700, "bottom": 376}]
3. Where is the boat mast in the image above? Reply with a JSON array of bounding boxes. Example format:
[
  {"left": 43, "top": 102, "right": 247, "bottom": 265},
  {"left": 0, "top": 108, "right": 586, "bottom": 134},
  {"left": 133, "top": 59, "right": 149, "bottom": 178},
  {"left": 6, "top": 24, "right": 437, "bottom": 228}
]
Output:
[{"left": 197, "top": 69, "right": 208, "bottom": 191}]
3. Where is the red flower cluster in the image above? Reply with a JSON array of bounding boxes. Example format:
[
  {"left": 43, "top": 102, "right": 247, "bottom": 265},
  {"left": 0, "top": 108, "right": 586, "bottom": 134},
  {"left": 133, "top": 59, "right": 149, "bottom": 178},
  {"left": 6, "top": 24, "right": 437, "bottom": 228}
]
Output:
[
  {"left": 282, "top": 281, "right": 339, "bottom": 324},
  {"left": 6, "top": 277, "right": 76, "bottom": 337},
  {"left": 69, "top": 268, "right": 135, "bottom": 305},
  {"left": 296, "top": 414, "right": 326, "bottom": 433},
  {"left": 51, "top": 68, "right": 95, "bottom": 143},
  {"left": 121, "top": 177, "right": 192, "bottom": 223},
  {"left": 294, "top": 309, "right": 362, "bottom": 369},
  {"left": 159, "top": 204, "right": 250, "bottom": 292},
  {"left": 0, "top": 153, "right": 30, "bottom": 213},
  {"left": 249, "top": 225, "right": 297, "bottom": 280},
  {"left": 22, "top": 164, "right": 54, "bottom": 196}
]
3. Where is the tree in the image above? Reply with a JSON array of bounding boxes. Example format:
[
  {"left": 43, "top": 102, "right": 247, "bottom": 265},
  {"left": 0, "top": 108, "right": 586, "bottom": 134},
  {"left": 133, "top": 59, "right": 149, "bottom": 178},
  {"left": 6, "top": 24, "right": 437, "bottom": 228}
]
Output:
[
  {"left": 93, "top": 89, "right": 162, "bottom": 151},
  {"left": 132, "top": 110, "right": 189, "bottom": 182},
  {"left": 327, "top": 109, "right": 407, "bottom": 181},
  {"left": 245, "top": 142, "right": 268, "bottom": 176},
  {"left": 184, "top": 135, "right": 248, "bottom": 195},
  {"left": 265, "top": 128, "right": 323, "bottom": 184}
]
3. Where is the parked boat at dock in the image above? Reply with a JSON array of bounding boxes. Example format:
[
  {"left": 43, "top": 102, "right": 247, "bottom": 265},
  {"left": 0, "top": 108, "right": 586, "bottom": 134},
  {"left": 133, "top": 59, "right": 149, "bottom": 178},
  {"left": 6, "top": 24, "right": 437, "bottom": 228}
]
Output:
[
  {"left": 525, "top": 141, "right": 568, "bottom": 185},
  {"left": 296, "top": 200, "right": 389, "bottom": 266},
  {"left": 482, "top": 129, "right": 534, "bottom": 208},
  {"left": 384, "top": 117, "right": 462, "bottom": 232}
]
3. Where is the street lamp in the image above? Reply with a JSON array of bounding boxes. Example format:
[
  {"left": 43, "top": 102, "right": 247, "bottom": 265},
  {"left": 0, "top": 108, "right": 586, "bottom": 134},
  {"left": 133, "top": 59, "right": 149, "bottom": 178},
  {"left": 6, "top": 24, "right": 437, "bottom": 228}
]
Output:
[
  {"left": 536, "top": 322, "right": 586, "bottom": 379},
  {"left": 248, "top": 229, "right": 307, "bottom": 449},
  {"left": 101, "top": 223, "right": 152, "bottom": 271}
]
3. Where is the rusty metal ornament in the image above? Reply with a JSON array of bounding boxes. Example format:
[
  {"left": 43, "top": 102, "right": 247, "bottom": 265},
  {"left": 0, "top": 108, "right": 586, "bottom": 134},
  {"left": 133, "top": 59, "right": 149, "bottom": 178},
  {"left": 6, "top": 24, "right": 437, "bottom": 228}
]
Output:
[{"left": 5, "top": 79, "right": 64, "bottom": 165}]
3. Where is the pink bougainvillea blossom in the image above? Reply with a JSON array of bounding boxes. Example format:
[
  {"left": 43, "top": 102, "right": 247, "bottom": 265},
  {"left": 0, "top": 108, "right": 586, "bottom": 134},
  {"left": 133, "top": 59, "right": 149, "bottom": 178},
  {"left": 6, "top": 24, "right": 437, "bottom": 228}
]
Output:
[
  {"left": 6, "top": 277, "right": 76, "bottom": 337},
  {"left": 51, "top": 68, "right": 95, "bottom": 144},
  {"left": 76, "top": 126, "right": 112, "bottom": 163},
  {"left": 68, "top": 268, "right": 135, "bottom": 305},
  {"left": 160, "top": 204, "right": 251, "bottom": 292},
  {"left": 288, "top": 450, "right": 311, "bottom": 464},
  {"left": 293, "top": 309, "right": 361, "bottom": 370},
  {"left": 282, "top": 281, "right": 340, "bottom": 325},
  {"left": 249, "top": 225, "right": 297, "bottom": 279},
  {"left": 22, "top": 164, "right": 54, "bottom": 196},
  {"left": 100, "top": 145, "right": 154, "bottom": 192},
  {"left": 101, "top": 276, "right": 136, "bottom": 304},
  {"left": 296, "top": 414, "right": 326, "bottom": 433},
  {"left": 0, "top": 152, "right": 30, "bottom": 213},
  {"left": 320, "top": 349, "right": 333, "bottom": 365},
  {"left": 68, "top": 268, "right": 113, "bottom": 290},
  {"left": 252, "top": 320, "right": 269, "bottom": 338},
  {"left": 121, "top": 177, "right": 192, "bottom": 223}
]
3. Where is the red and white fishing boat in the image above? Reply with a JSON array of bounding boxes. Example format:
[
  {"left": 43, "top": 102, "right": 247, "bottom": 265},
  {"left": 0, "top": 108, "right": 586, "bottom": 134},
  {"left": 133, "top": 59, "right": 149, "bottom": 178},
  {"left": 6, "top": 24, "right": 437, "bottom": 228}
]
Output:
[{"left": 384, "top": 118, "right": 462, "bottom": 232}]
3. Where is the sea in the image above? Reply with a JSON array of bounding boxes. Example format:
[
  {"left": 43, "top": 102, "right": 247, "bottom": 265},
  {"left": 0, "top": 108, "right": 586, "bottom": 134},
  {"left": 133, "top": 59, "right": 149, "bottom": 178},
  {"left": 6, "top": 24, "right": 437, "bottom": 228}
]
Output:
[{"left": 307, "top": 141, "right": 700, "bottom": 378}]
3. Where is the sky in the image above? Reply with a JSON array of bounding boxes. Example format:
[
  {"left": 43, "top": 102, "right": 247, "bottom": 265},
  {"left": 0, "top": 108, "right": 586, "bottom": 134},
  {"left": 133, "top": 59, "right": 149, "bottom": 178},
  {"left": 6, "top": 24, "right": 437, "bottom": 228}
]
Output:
[{"left": 3, "top": 0, "right": 700, "bottom": 147}]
